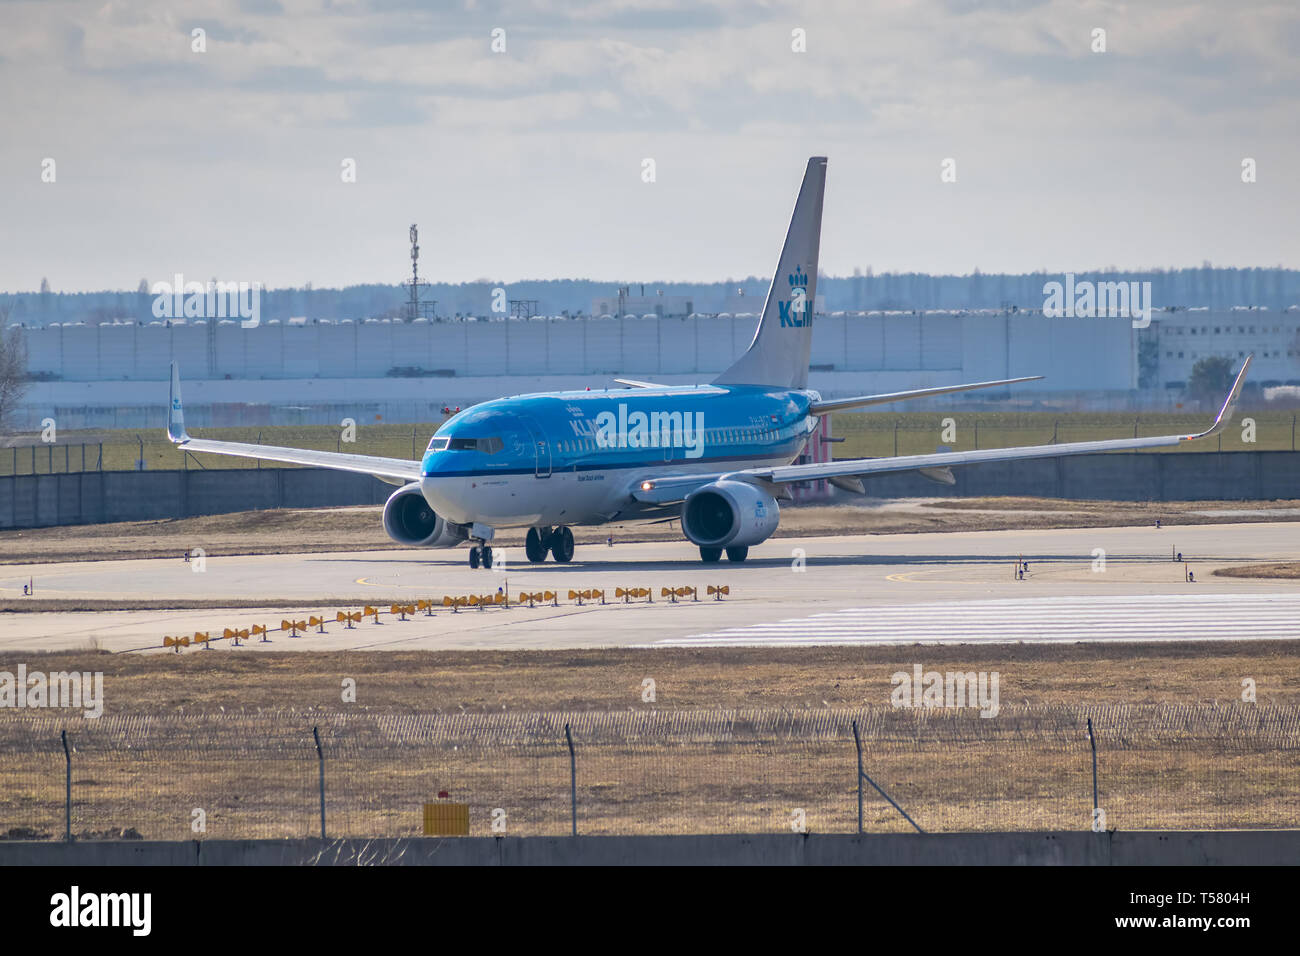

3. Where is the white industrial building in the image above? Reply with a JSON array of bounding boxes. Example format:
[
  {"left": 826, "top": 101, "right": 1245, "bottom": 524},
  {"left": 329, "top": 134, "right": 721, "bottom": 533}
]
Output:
[
  {"left": 8, "top": 308, "right": 1212, "bottom": 429},
  {"left": 1150, "top": 307, "right": 1300, "bottom": 387}
]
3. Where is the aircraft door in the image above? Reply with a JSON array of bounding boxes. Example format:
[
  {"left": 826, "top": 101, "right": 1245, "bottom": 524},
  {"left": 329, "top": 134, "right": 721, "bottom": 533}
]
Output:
[{"left": 520, "top": 415, "right": 552, "bottom": 478}]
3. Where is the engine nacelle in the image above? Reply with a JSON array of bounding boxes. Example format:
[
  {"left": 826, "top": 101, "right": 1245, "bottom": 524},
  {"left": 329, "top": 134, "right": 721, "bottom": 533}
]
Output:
[
  {"left": 682, "top": 480, "right": 780, "bottom": 549},
  {"left": 382, "top": 483, "right": 467, "bottom": 548}
]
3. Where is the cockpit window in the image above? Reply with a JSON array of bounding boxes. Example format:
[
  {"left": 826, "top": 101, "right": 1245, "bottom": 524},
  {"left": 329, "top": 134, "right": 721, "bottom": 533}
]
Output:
[
  {"left": 427, "top": 437, "right": 449, "bottom": 452},
  {"left": 445, "top": 436, "right": 504, "bottom": 454}
]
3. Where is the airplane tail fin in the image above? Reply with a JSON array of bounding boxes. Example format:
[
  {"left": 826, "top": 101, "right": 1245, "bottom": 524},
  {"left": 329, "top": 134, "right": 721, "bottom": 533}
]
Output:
[{"left": 713, "top": 156, "right": 827, "bottom": 390}]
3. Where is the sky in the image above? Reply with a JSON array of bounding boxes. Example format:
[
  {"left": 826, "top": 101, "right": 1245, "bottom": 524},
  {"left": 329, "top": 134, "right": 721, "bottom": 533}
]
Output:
[{"left": 0, "top": 0, "right": 1297, "bottom": 292}]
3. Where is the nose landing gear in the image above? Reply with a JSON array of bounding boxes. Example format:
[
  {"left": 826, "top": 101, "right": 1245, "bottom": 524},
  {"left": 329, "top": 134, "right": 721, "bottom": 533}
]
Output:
[{"left": 468, "top": 544, "right": 494, "bottom": 569}]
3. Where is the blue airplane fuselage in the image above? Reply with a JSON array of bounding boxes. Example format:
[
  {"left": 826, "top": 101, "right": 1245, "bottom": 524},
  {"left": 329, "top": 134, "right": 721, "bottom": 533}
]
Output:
[{"left": 418, "top": 385, "right": 821, "bottom": 528}]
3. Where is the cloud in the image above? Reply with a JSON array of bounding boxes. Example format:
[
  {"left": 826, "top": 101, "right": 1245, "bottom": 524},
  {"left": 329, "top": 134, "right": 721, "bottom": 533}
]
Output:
[{"left": 0, "top": 0, "right": 1296, "bottom": 290}]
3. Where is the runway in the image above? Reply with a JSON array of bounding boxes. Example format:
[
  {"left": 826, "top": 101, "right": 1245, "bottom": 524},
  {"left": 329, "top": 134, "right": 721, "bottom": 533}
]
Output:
[
  {"left": 660, "top": 593, "right": 1300, "bottom": 647},
  {"left": 1, "top": 521, "right": 1297, "bottom": 653}
]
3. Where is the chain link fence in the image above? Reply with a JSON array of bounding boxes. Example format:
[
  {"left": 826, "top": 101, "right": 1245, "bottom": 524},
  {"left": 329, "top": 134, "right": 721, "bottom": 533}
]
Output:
[
  {"left": 835, "top": 412, "right": 1300, "bottom": 458},
  {"left": 2, "top": 705, "right": 1297, "bottom": 841},
  {"left": 0, "top": 426, "right": 433, "bottom": 476},
  {"left": 4, "top": 412, "right": 1299, "bottom": 477}
]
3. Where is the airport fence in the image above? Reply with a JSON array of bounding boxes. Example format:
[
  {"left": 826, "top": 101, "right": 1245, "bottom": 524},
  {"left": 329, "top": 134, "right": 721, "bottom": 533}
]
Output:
[
  {"left": 1, "top": 705, "right": 1297, "bottom": 841},
  {"left": 0, "top": 426, "right": 433, "bottom": 476}
]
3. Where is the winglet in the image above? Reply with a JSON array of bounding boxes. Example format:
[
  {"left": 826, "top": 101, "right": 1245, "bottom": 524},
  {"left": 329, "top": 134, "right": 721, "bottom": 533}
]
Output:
[
  {"left": 167, "top": 361, "right": 189, "bottom": 443},
  {"left": 1187, "top": 353, "right": 1252, "bottom": 441}
]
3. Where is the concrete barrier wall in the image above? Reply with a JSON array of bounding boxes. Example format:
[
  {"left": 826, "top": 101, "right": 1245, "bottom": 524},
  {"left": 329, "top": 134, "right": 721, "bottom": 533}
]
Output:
[
  {"left": 862, "top": 451, "right": 1300, "bottom": 502},
  {"left": 1, "top": 830, "right": 1296, "bottom": 866},
  {"left": 0, "top": 468, "right": 390, "bottom": 530},
  {"left": 2, "top": 453, "right": 1297, "bottom": 531}
]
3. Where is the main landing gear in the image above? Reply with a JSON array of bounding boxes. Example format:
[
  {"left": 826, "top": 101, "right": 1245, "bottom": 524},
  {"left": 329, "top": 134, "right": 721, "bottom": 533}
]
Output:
[
  {"left": 468, "top": 543, "right": 494, "bottom": 569},
  {"left": 525, "top": 526, "right": 574, "bottom": 564},
  {"left": 699, "top": 545, "right": 749, "bottom": 563}
]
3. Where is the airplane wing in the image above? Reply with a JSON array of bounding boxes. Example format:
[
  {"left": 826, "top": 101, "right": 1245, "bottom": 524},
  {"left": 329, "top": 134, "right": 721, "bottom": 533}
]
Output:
[
  {"left": 633, "top": 355, "right": 1252, "bottom": 504},
  {"left": 809, "top": 376, "right": 1043, "bottom": 414},
  {"left": 165, "top": 363, "right": 422, "bottom": 483}
]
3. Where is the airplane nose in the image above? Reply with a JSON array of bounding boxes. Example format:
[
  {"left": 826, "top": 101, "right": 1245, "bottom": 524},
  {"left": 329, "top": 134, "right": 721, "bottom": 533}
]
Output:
[{"left": 420, "top": 476, "right": 471, "bottom": 524}]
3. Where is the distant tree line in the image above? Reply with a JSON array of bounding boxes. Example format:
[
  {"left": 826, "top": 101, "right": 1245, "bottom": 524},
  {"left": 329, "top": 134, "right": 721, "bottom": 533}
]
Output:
[
  {"left": 3, "top": 266, "right": 1297, "bottom": 328},
  {"left": 0, "top": 302, "right": 29, "bottom": 434}
]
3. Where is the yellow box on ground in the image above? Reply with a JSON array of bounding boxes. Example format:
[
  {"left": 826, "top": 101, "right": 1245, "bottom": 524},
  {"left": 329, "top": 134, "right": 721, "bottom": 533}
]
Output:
[{"left": 423, "top": 802, "right": 470, "bottom": 836}]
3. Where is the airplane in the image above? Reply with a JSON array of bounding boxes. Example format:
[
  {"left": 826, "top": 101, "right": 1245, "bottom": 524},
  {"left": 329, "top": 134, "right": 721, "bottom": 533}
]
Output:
[{"left": 165, "top": 156, "right": 1253, "bottom": 568}]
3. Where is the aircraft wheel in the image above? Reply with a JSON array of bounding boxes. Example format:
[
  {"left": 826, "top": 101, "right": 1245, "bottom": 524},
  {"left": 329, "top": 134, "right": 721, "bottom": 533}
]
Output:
[
  {"left": 525, "top": 528, "right": 548, "bottom": 563},
  {"left": 482, "top": 546, "right": 493, "bottom": 569},
  {"left": 725, "top": 546, "right": 749, "bottom": 563},
  {"left": 699, "top": 547, "right": 722, "bottom": 563},
  {"left": 468, "top": 546, "right": 481, "bottom": 569},
  {"left": 551, "top": 526, "right": 575, "bottom": 563}
]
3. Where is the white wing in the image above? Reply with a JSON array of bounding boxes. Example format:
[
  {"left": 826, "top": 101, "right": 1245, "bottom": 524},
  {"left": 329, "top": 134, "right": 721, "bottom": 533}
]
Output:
[
  {"left": 634, "top": 355, "right": 1253, "bottom": 504},
  {"left": 166, "top": 363, "right": 422, "bottom": 483}
]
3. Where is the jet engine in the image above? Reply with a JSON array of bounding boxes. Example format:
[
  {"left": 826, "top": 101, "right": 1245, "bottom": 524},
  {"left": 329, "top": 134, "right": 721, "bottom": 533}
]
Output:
[
  {"left": 681, "top": 479, "right": 780, "bottom": 549},
  {"left": 382, "top": 483, "right": 467, "bottom": 548}
]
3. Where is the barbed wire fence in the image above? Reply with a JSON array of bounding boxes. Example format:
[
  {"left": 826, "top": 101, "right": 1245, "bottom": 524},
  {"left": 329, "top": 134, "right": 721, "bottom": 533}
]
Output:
[{"left": 1, "top": 704, "right": 1297, "bottom": 841}]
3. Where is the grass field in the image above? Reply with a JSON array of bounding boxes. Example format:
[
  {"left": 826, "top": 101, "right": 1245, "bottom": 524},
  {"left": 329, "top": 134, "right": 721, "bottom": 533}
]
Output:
[
  {"left": 0, "top": 423, "right": 430, "bottom": 475},
  {"left": 1215, "top": 562, "right": 1300, "bottom": 579},
  {"left": 6, "top": 643, "right": 1296, "bottom": 712},
  {"left": 1, "top": 643, "right": 1298, "bottom": 838},
  {"left": 830, "top": 408, "right": 1300, "bottom": 457},
  {"left": 3, "top": 409, "right": 1298, "bottom": 475}
]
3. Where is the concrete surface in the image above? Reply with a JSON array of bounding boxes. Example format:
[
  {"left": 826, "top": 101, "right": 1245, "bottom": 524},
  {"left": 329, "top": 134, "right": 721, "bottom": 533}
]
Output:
[
  {"left": 1, "top": 522, "right": 1297, "bottom": 653},
  {"left": 1, "top": 830, "right": 1296, "bottom": 865}
]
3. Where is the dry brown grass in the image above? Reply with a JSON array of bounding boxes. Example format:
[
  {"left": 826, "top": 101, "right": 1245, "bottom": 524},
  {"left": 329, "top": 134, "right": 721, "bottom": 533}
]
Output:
[
  {"left": 3, "top": 704, "right": 1295, "bottom": 839},
  {"left": 3, "top": 644, "right": 1297, "bottom": 838},
  {"left": 1214, "top": 562, "right": 1300, "bottom": 579},
  {"left": 4, "top": 642, "right": 1299, "bottom": 713}
]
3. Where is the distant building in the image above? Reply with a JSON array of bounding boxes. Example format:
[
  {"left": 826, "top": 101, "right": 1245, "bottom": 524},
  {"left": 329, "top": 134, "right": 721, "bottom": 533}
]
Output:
[
  {"left": 590, "top": 287, "right": 693, "bottom": 318},
  {"left": 1149, "top": 307, "right": 1300, "bottom": 387},
  {"left": 16, "top": 309, "right": 1143, "bottom": 429},
  {"left": 719, "top": 289, "right": 825, "bottom": 316}
]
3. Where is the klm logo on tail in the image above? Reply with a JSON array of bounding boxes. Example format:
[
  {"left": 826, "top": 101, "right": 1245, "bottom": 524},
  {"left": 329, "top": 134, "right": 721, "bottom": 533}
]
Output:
[{"left": 779, "top": 266, "right": 811, "bottom": 328}]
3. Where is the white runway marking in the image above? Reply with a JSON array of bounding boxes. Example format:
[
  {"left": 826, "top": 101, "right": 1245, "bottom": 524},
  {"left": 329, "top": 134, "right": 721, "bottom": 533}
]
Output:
[{"left": 658, "top": 593, "right": 1300, "bottom": 647}]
